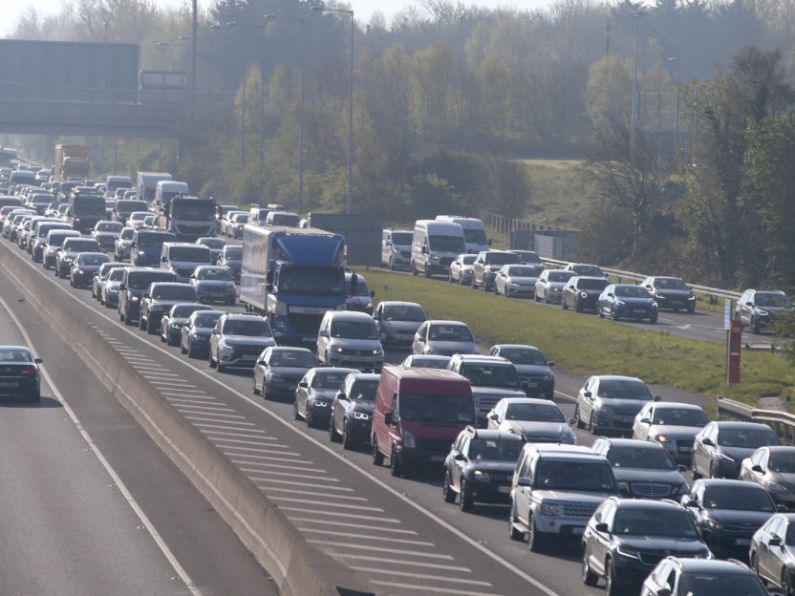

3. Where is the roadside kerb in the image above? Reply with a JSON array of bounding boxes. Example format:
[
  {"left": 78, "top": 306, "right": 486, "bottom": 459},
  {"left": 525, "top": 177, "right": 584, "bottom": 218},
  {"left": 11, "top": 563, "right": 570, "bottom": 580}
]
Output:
[{"left": 0, "top": 242, "right": 373, "bottom": 596}]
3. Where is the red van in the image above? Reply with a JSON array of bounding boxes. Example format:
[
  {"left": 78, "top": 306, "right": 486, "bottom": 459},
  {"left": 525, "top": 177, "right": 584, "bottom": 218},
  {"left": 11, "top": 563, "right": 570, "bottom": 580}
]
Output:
[{"left": 371, "top": 365, "right": 475, "bottom": 476}]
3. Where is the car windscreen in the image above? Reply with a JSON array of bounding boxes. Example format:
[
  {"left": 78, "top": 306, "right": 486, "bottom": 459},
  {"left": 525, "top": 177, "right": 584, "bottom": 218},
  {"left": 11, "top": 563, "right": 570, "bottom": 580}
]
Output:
[
  {"left": 136, "top": 233, "right": 175, "bottom": 247},
  {"left": 64, "top": 240, "right": 99, "bottom": 252},
  {"left": 612, "top": 508, "right": 698, "bottom": 538},
  {"left": 128, "top": 272, "right": 176, "bottom": 289},
  {"left": 428, "top": 324, "right": 473, "bottom": 342},
  {"left": 468, "top": 438, "right": 522, "bottom": 462},
  {"left": 196, "top": 268, "right": 233, "bottom": 281},
  {"left": 269, "top": 350, "right": 316, "bottom": 368},
  {"left": 462, "top": 255, "right": 476, "bottom": 265},
  {"left": 718, "top": 427, "right": 778, "bottom": 448},
  {"left": 702, "top": 485, "right": 775, "bottom": 512},
  {"left": 770, "top": 452, "right": 795, "bottom": 473},
  {"left": 0, "top": 348, "right": 33, "bottom": 362},
  {"left": 463, "top": 228, "right": 487, "bottom": 245},
  {"left": 382, "top": 304, "right": 426, "bottom": 322},
  {"left": 130, "top": 212, "right": 148, "bottom": 221},
  {"left": 76, "top": 254, "right": 109, "bottom": 266},
  {"left": 574, "top": 266, "right": 603, "bottom": 276},
  {"left": 348, "top": 379, "right": 379, "bottom": 401},
  {"left": 677, "top": 573, "right": 766, "bottom": 596},
  {"left": 311, "top": 371, "right": 349, "bottom": 389},
  {"left": 756, "top": 292, "right": 792, "bottom": 308},
  {"left": 506, "top": 266, "right": 541, "bottom": 277},
  {"left": 169, "top": 247, "right": 210, "bottom": 262},
  {"left": 534, "top": 461, "right": 615, "bottom": 491},
  {"left": 505, "top": 403, "right": 564, "bottom": 422},
  {"left": 96, "top": 222, "right": 122, "bottom": 232},
  {"left": 407, "top": 357, "right": 450, "bottom": 369},
  {"left": 108, "top": 269, "right": 125, "bottom": 281},
  {"left": 606, "top": 446, "right": 675, "bottom": 470},
  {"left": 38, "top": 224, "right": 68, "bottom": 237},
  {"left": 499, "top": 347, "right": 546, "bottom": 366},
  {"left": 222, "top": 319, "right": 272, "bottom": 337},
  {"left": 73, "top": 196, "right": 105, "bottom": 215},
  {"left": 31, "top": 195, "right": 51, "bottom": 204},
  {"left": 347, "top": 276, "right": 370, "bottom": 297},
  {"left": 398, "top": 393, "right": 475, "bottom": 424},
  {"left": 151, "top": 286, "right": 197, "bottom": 300},
  {"left": 224, "top": 246, "right": 242, "bottom": 259},
  {"left": 428, "top": 234, "right": 465, "bottom": 253},
  {"left": 171, "top": 305, "right": 205, "bottom": 317},
  {"left": 485, "top": 252, "right": 520, "bottom": 265},
  {"left": 232, "top": 214, "right": 249, "bottom": 224},
  {"left": 198, "top": 238, "right": 225, "bottom": 248},
  {"left": 120, "top": 229, "right": 135, "bottom": 240},
  {"left": 172, "top": 202, "right": 215, "bottom": 220},
  {"left": 652, "top": 408, "right": 709, "bottom": 427},
  {"left": 459, "top": 363, "right": 518, "bottom": 388},
  {"left": 391, "top": 232, "right": 412, "bottom": 246},
  {"left": 330, "top": 320, "right": 378, "bottom": 340},
  {"left": 279, "top": 266, "right": 344, "bottom": 295},
  {"left": 48, "top": 233, "right": 78, "bottom": 246},
  {"left": 614, "top": 285, "right": 650, "bottom": 298},
  {"left": 655, "top": 278, "right": 688, "bottom": 290},
  {"left": 193, "top": 312, "right": 223, "bottom": 328},
  {"left": 547, "top": 271, "right": 574, "bottom": 282},
  {"left": 597, "top": 379, "right": 652, "bottom": 400},
  {"left": 578, "top": 278, "right": 609, "bottom": 290}
]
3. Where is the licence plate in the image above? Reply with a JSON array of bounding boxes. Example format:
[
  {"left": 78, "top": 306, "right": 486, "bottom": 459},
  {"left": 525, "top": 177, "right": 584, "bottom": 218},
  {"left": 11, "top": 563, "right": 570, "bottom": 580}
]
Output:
[
  {"left": 679, "top": 446, "right": 692, "bottom": 453},
  {"left": 633, "top": 309, "right": 646, "bottom": 314},
  {"left": 290, "top": 306, "right": 327, "bottom": 315},
  {"left": 525, "top": 382, "right": 538, "bottom": 388},
  {"left": 498, "top": 486, "right": 511, "bottom": 494},
  {"left": 735, "top": 538, "right": 751, "bottom": 546}
]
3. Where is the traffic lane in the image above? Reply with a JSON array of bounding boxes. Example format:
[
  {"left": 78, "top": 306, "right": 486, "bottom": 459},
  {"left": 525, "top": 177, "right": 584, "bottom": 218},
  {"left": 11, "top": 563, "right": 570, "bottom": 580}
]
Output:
[
  {"left": 0, "top": 264, "right": 277, "bottom": 596},
  {"left": 0, "top": 303, "right": 191, "bottom": 596},
  {"left": 21, "top": 258, "right": 554, "bottom": 596}
]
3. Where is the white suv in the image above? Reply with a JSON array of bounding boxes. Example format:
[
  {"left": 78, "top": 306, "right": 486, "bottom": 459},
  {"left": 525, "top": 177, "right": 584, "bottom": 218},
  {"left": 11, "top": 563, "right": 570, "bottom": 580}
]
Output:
[{"left": 316, "top": 311, "right": 384, "bottom": 372}]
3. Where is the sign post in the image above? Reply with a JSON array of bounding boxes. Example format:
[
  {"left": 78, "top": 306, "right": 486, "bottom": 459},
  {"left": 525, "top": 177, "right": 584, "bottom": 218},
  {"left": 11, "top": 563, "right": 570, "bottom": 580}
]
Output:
[{"left": 727, "top": 319, "right": 742, "bottom": 384}]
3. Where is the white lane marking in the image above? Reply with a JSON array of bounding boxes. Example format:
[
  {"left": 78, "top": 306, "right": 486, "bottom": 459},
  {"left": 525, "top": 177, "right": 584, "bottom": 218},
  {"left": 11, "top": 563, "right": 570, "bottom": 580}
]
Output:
[
  {"left": 192, "top": 424, "right": 268, "bottom": 435},
  {"left": 0, "top": 294, "right": 201, "bottom": 596},
  {"left": 279, "top": 507, "right": 398, "bottom": 523},
  {"left": 160, "top": 388, "right": 208, "bottom": 394},
  {"left": 165, "top": 396, "right": 219, "bottom": 405},
  {"left": 149, "top": 381, "right": 199, "bottom": 388},
  {"left": 19, "top": 263, "right": 558, "bottom": 596},
  {"left": 216, "top": 443, "right": 290, "bottom": 451},
  {"left": 207, "top": 437, "right": 277, "bottom": 446},
  {"left": 265, "top": 487, "right": 367, "bottom": 501},
  {"left": 287, "top": 517, "right": 416, "bottom": 534},
  {"left": 370, "top": 580, "right": 498, "bottom": 596},
  {"left": 246, "top": 470, "right": 336, "bottom": 482},
  {"left": 311, "top": 540, "right": 453, "bottom": 560},
  {"left": 141, "top": 372, "right": 184, "bottom": 378},
  {"left": 270, "top": 497, "right": 382, "bottom": 512},
  {"left": 184, "top": 416, "right": 254, "bottom": 426},
  {"left": 176, "top": 411, "right": 245, "bottom": 420},
  {"left": 352, "top": 567, "right": 492, "bottom": 586},
  {"left": 171, "top": 401, "right": 234, "bottom": 410},
  {"left": 331, "top": 553, "right": 470, "bottom": 572},
  {"left": 256, "top": 479, "right": 354, "bottom": 492},
  {"left": 232, "top": 456, "right": 313, "bottom": 467},
  {"left": 300, "top": 529, "right": 433, "bottom": 546}
]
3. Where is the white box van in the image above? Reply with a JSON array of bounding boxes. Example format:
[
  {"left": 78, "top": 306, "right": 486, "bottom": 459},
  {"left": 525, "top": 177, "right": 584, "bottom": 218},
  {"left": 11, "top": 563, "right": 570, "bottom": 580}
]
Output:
[
  {"left": 411, "top": 220, "right": 466, "bottom": 277},
  {"left": 435, "top": 215, "right": 489, "bottom": 254},
  {"left": 155, "top": 180, "right": 189, "bottom": 211},
  {"left": 382, "top": 229, "right": 413, "bottom": 270}
]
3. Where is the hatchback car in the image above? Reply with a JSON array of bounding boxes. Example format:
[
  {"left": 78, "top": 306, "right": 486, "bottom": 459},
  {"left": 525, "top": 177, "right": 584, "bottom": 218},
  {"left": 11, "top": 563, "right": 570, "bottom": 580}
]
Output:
[
  {"left": 91, "top": 262, "right": 127, "bottom": 300},
  {"left": 582, "top": 498, "right": 711, "bottom": 595},
  {"left": 70, "top": 251, "right": 110, "bottom": 288},
  {"left": 443, "top": 427, "right": 523, "bottom": 512},
  {"left": 373, "top": 301, "right": 426, "bottom": 346},
  {"left": 160, "top": 303, "right": 212, "bottom": 345},
  {"left": 598, "top": 283, "right": 659, "bottom": 323},
  {"left": 209, "top": 314, "right": 276, "bottom": 372},
  {"left": 448, "top": 254, "right": 476, "bottom": 284},
  {"left": 190, "top": 265, "right": 236, "bottom": 305},
  {"left": 400, "top": 354, "right": 452, "bottom": 369},
  {"left": 640, "top": 557, "right": 768, "bottom": 596},
  {"left": 253, "top": 346, "right": 317, "bottom": 401},
  {"left": 575, "top": 375, "right": 659, "bottom": 435},
  {"left": 216, "top": 244, "right": 242, "bottom": 281},
  {"left": 494, "top": 264, "right": 542, "bottom": 298},
  {"left": 749, "top": 513, "right": 795, "bottom": 595},
  {"left": 114, "top": 226, "right": 135, "bottom": 261},
  {"left": 641, "top": 276, "right": 696, "bottom": 313},
  {"left": 562, "top": 276, "right": 610, "bottom": 312},
  {"left": 294, "top": 367, "right": 358, "bottom": 428},
  {"left": 0, "top": 345, "right": 42, "bottom": 401},
  {"left": 316, "top": 310, "right": 384, "bottom": 372},
  {"left": 632, "top": 402, "right": 710, "bottom": 465},
  {"left": 486, "top": 397, "right": 575, "bottom": 444},
  {"left": 692, "top": 421, "right": 779, "bottom": 479},
  {"left": 487, "top": 344, "right": 555, "bottom": 399},
  {"left": 329, "top": 372, "right": 380, "bottom": 448},
  {"left": 412, "top": 320, "right": 477, "bottom": 357},
  {"left": 180, "top": 310, "right": 224, "bottom": 358},
  {"left": 534, "top": 269, "right": 575, "bottom": 303},
  {"left": 740, "top": 446, "right": 795, "bottom": 507},
  {"left": 736, "top": 289, "right": 793, "bottom": 334}
]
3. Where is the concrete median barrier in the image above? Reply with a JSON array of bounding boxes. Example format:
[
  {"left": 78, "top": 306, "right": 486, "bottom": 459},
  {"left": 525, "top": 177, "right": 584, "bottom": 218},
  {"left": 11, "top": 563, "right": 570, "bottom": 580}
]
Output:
[{"left": 0, "top": 241, "right": 373, "bottom": 596}]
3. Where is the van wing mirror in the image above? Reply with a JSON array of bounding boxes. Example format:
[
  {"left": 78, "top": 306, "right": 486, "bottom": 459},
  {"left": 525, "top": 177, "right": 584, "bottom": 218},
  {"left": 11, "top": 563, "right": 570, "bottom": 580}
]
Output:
[{"left": 384, "top": 411, "right": 395, "bottom": 426}]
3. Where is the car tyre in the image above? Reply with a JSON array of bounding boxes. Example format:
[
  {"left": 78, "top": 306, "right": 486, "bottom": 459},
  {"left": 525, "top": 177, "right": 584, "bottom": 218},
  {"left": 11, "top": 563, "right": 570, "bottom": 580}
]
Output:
[
  {"left": 574, "top": 405, "right": 586, "bottom": 429},
  {"left": 709, "top": 460, "right": 720, "bottom": 479},
  {"left": 459, "top": 479, "right": 474, "bottom": 512},
  {"left": 329, "top": 418, "right": 341, "bottom": 443},
  {"left": 253, "top": 377, "right": 260, "bottom": 395},
  {"left": 526, "top": 515, "right": 547, "bottom": 552},
  {"left": 209, "top": 351, "right": 217, "bottom": 368},
  {"left": 371, "top": 436, "right": 384, "bottom": 465},
  {"left": 293, "top": 400, "right": 301, "bottom": 421},
  {"left": 180, "top": 342, "right": 187, "bottom": 355},
  {"left": 782, "top": 568, "right": 793, "bottom": 596},
  {"left": 217, "top": 360, "right": 225, "bottom": 373},
  {"left": 341, "top": 421, "right": 354, "bottom": 450},
  {"left": 443, "top": 473, "right": 456, "bottom": 503},
  {"left": 509, "top": 505, "right": 524, "bottom": 540},
  {"left": 390, "top": 445, "right": 402, "bottom": 477},
  {"left": 582, "top": 549, "right": 598, "bottom": 587}
]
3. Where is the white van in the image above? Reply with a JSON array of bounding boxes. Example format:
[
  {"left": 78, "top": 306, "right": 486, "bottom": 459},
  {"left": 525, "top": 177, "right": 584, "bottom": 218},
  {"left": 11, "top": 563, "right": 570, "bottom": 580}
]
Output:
[
  {"left": 435, "top": 215, "right": 489, "bottom": 254},
  {"left": 155, "top": 180, "right": 189, "bottom": 211},
  {"left": 382, "top": 229, "right": 413, "bottom": 270},
  {"left": 411, "top": 220, "right": 466, "bottom": 277}
]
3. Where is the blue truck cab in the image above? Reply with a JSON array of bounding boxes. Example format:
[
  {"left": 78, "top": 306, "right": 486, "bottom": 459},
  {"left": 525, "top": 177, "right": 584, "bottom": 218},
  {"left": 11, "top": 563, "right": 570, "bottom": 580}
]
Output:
[
  {"left": 240, "top": 225, "right": 346, "bottom": 346},
  {"left": 132, "top": 230, "right": 177, "bottom": 266}
]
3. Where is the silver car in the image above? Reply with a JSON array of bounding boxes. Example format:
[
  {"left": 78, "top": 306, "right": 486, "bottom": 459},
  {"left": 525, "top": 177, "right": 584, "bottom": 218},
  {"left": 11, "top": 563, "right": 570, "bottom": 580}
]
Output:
[
  {"left": 534, "top": 269, "right": 575, "bottom": 303},
  {"left": 412, "top": 320, "right": 478, "bottom": 357},
  {"left": 494, "top": 264, "right": 542, "bottom": 298},
  {"left": 632, "top": 401, "right": 709, "bottom": 465},
  {"left": 575, "top": 375, "right": 659, "bottom": 435},
  {"left": 374, "top": 301, "right": 426, "bottom": 346},
  {"left": 209, "top": 313, "right": 277, "bottom": 372},
  {"left": 740, "top": 446, "right": 795, "bottom": 507},
  {"left": 448, "top": 254, "right": 476, "bottom": 284},
  {"left": 316, "top": 310, "right": 384, "bottom": 372},
  {"left": 487, "top": 397, "right": 575, "bottom": 444}
]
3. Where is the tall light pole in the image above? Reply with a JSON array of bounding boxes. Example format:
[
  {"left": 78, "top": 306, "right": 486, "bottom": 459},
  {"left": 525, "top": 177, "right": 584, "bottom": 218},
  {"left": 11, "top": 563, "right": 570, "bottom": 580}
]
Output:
[
  {"left": 668, "top": 57, "right": 680, "bottom": 151},
  {"left": 313, "top": 6, "right": 354, "bottom": 215},
  {"left": 629, "top": 11, "right": 641, "bottom": 158},
  {"left": 265, "top": 14, "right": 306, "bottom": 214},
  {"left": 191, "top": 0, "right": 198, "bottom": 117}
]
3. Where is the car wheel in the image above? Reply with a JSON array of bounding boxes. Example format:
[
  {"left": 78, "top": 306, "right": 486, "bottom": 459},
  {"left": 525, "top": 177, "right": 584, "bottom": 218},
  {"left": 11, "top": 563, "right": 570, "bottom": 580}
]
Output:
[
  {"left": 341, "top": 421, "right": 353, "bottom": 450},
  {"left": 459, "top": 275, "right": 464, "bottom": 285},
  {"left": 598, "top": 307, "right": 604, "bottom": 318},
  {"left": 649, "top": 315, "right": 658, "bottom": 324},
  {"left": 139, "top": 316, "right": 146, "bottom": 330},
  {"left": 252, "top": 377, "right": 260, "bottom": 395},
  {"left": 305, "top": 408, "right": 314, "bottom": 428},
  {"left": 293, "top": 400, "right": 301, "bottom": 421},
  {"left": 709, "top": 460, "right": 719, "bottom": 479},
  {"left": 329, "top": 418, "right": 341, "bottom": 443},
  {"left": 612, "top": 308, "right": 619, "bottom": 321},
  {"left": 782, "top": 568, "right": 793, "bottom": 596},
  {"left": 526, "top": 515, "right": 546, "bottom": 552},
  {"left": 388, "top": 258, "right": 394, "bottom": 271},
  {"left": 180, "top": 342, "right": 187, "bottom": 354},
  {"left": 209, "top": 352, "right": 217, "bottom": 368},
  {"left": 544, "top": 293, "right": 550, "bottom": 304},
  {"left": 604, "top": 557, "right": 620, "bottom": 596},
  {"left": 459, "top": 479, "right": 474, "bottom": 512},
  {"left": 687, "top": 304, "right": 696, "bottom": 314},
  {"left": 216, "top": 359, "right": 225, "bottom": 373},
  {"left": 443, "top": 473, "right": 456, "bottom": 503},
  {"left": 562, "top": 299, "right": 568, "bottom": 310},
  {"left": 411, "top": 261, "right": 418, "bottom": 276},
  {"left": 372, "top": 436, "right": 384, "bottom": 465},
  {"left": 574, "top": 300, "right": 582, "bottom": 313},
  {"left": 574, "top": 405, "right": 586, "bottom": 429},
  {"left": 582, "top": 548, "right": 599, "bottom": 587},
  {"left": 390, "top": 445, "right": 402, "bottom": 477},
  {"left": 508, "top": 505, "right": 524, "bottom": 540},
  {"left": 588, "top": 413, "right": 596, "bottom": 433},
  {"left": 423, "top": 265, "right": 431, "bottom": 278},
  {"left": 752, "top": 319, "right": 761, "bottom": 334}
]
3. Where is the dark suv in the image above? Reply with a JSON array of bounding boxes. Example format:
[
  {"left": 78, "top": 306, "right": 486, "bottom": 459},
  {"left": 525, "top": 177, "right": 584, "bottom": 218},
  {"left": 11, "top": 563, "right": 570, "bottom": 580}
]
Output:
[
  {"left": 329, "top": 372, "right": 380, "bottom": 449},
  {"left": 561, "top": 276, "right": 609, "bottom": 312},
  {"left": 582, "top": 498, "right": 711, "bottom": 595},
  {"left": 118, "top": 268, "right": 177, "bottom": 325},
  {"left": 443, "top": 427, "right": 523, "bottom": 512},
  {"left": 139, "top": 282, "right": 200, "bottom": 334}
]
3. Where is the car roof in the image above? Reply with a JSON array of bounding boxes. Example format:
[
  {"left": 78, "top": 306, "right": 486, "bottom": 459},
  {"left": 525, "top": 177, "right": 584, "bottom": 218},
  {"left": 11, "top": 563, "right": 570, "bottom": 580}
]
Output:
[
  {"left": 714, "top": 421, "right": 774, "bottom": 430},
  {"left": 150, "top": 282, "right": 190, "bottom": 288},
  {"left": 346, "top": 373, "right": 381, "bottom": 382},
  {"left": 498, "top": 397, "right": 559, "bottom": 406},
  {"left": 267, "top": 346, "right": 313, "bottom": 353},
  {"left": 609, "top": 497, "right": 684, "bottom": 511},
  {"left": 697, "top": 479, "right": 767, "bottom": 489},
  {"left": 766, "top": 446, "right": 795, "bottom": 453},
  {"left": 593, "top": 375, "right": 645, "bottom": 383},
  {"left": 408, "top": 355, "right": 450, "bottom": 361},
  {"left": 378, "top": 301, "right": 422, "bottom": 308},
  {"left": 326, "top": 310, "right": 375, "bottom": 322},
  {"left": 465, "top": 428, "right": 522, "bottom": 442},
  {"left": 671, "top": 557, "right": 751, "bottom": 573},
  {"left": 652, "top": 402, "right": 703, "bottom": 410},
  {"left": 453, "top": 354, "right": 509, "bottom": 364},
  {"left": 572, "top": 276, "right": 608, "bottom": 282},
  {"left": 492, "top": 344, "right": 542, "bottom": 351},
  {"left": 0, "top": 345, "right": 32, "bottom": 352},
  {"left": 309, "top": 367, "right": 358, "bottom": 375},
  {"left": 526, "top": 444, "right": 604, "bottom": 460},
  {"left": 599, "top": 438, "right": 664, "bottom": 449},
  {"left": 427, "top": 320, "right": 468, "bottom": 326},
  {"left": 224, "top": 313, "right": 266, "bottom": 320}
]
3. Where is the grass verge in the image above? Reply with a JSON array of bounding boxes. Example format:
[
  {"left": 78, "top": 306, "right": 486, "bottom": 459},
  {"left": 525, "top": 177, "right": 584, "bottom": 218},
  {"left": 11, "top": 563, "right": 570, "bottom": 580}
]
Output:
[{"left": 362, "top": 270, "right": 794, "bottom": 406}]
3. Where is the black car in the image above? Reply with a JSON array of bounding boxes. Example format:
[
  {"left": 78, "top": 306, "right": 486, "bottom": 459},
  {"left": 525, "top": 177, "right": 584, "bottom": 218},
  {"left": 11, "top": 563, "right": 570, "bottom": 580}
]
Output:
[
  {"left": 443, "top": 427, "right": 523, "bottom": 512},
  {"left": 180, "top": 310, "right": 224, "bottom": 358},
  {"left": 750, "top": 513, "right": 795, "bottom": 595},
  {"left": 640, "top": 557, "right": 768, "bottom": 596},
  {"left": 216, "top": 245, "right": 242, "bottom": 281},
  {"left": 329, "top": 372, "right": 380, "bottom": 449},
  {"left": 253, "top": 347, "right": 317, "bottom": 401},
  {"left": 692, "top": 421, "right": 779, "bottom": 479},
  {"left": 70, "top": 251, "right": 110, "bottom": 288},
  {"left": 139, "top": 282, "right": 200, "bottom": 334},
  {"left": 682, "top": 479, "right": 779, "bottom": 559},
  {"left": 0, "top": 346, "right": 42, "bottom": 401},
  {"left": 55, "top": 237, "right": 101, "bottom": 278},
  {"left": 641, "top": 276, "right": 696, "bottom": 313},
  {"left": 160, "top": 303, "right": 212, "bottom": 345},
  {"left": 582, "top": 498, "right": 711, "bottom": 595},
  {"left": 591, "top": 438, "right": 689, "bottom": 500},
  {"left": 561, "top": 276, "right": 609, "bottom": 313},
  {"left": 293, "top": 367, "right": 357, "bottom": 429},
  {"left": 488, "top": 344, "right": 555, "bottom": 399}
]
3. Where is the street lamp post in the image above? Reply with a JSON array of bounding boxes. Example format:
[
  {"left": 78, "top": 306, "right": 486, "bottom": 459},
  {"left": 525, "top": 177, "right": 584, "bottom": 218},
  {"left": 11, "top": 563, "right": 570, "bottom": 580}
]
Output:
[
  {"left": 265, "top": 14, "right": 306, "bottom": 214},
  {"left": 313, "top": 6, "right": 354, "bottom": 215},
  {"left": 668, "top": 57, "right": 680, "bottom": 151}
]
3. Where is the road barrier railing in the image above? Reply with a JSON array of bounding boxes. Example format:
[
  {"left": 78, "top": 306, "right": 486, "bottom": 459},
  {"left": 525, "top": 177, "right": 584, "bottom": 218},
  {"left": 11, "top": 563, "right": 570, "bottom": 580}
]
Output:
[{"left": 717, "top": 397, "right": 795, "bottom": 443}]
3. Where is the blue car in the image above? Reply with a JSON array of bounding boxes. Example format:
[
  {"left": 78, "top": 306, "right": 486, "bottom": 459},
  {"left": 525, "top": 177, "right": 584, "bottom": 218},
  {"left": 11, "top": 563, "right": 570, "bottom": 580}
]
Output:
[{"left": 598, "top": 284, "right": 658, "bottom": 323}]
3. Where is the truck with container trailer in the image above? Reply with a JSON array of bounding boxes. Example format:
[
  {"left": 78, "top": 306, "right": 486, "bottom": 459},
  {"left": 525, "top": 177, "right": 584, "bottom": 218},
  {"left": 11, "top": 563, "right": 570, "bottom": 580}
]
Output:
[{"left": 240, "top": 225, "right": 347, "bottom": 346}]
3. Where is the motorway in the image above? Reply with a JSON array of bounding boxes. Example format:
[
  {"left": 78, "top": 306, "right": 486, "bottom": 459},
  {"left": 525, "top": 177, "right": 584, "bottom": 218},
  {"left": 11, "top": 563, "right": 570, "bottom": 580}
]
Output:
[
  {"left": 0, "top": 261, "right": 276, "bottom": 595},
  {"left": 0, "top": 237, "right": 712, "bottom": 596}
]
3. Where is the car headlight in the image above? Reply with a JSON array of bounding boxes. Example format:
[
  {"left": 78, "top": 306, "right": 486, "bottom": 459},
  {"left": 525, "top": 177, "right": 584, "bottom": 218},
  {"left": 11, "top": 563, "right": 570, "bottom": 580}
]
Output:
[
  {"left": 671, "top": 483, "right": 688, "bottom": 495},
  {"left": 372, "top": 348, "right": 383, "bottom": 356},
  {"left": 540, "top": 503, "right": 563, "bottom": 517},
  {"left": 757, "top": 309, "right": 769, "bottom": 316},
  {"left": 616, "top": 546, "right": 640, "bottom": 559},
  {"left": 688, "top": 295, "right": 696, "bottom": 301},
  {"left": 657, "top": 435, "right": 669, "bottom": 443},
  {"left": 137, "top": 250, "right": 145, "bottom": 256},
  {"left": 312, "top": 399, "right": 329, "bottom": 408},
  {"left": 218, "top": 340, "right": 233, "bottom": 352},
  {"left": 131, "top": 295, "right": 140, "bottom": 302},
  {"left": 75, "top": 269, "right": 84, "bottom": 275},
  {"left": 367, "top": 302, "right": 373, "bottom": 310},
  {"left": 335, "top": 345, "right": 344, "bottom": 353},
  {"left": 706, "top": 519, "right": 722, "bottom": 530},
  {"left": 472, "top": 469, "right": 491, "bottom": 482},
  {"left": 352, "top": 411, "right": 370, "bottom": 421},
  {"left": 580, "top": 291, "right": 588, "bottom": 299},
  {"left": 403, "top": 430, "right": 416, "bottom": 449}
]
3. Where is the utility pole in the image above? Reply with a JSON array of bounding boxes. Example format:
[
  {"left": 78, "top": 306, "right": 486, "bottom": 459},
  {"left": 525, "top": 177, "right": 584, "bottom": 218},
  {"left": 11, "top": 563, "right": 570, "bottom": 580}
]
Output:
[
  {"left": 191, "top": 0, "right": 198, "bottom": 118},
  {"left": 629, "top": 13, "right": 640, "bottom": 158},
  {"left": 240, "top": 77, "right": 246, "bottom": 171}
]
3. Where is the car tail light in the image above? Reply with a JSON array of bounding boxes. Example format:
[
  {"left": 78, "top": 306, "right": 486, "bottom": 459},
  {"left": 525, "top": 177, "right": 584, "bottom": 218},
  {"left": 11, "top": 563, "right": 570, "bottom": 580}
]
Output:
[{"left": 19, "top": 366, "right": 37, "bottom": 376}]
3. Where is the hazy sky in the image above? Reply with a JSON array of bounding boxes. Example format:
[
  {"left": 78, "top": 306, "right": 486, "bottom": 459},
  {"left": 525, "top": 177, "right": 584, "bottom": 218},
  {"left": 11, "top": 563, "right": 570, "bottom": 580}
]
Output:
[{"left": 2, "top": 0, "right": 549, "bottom": 36}]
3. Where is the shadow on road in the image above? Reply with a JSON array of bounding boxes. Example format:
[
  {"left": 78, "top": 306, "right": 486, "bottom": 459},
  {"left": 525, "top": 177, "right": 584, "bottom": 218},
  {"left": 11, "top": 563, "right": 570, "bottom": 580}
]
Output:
[{"left": 0, "top": 395, "right": 63, "bottom": 409}]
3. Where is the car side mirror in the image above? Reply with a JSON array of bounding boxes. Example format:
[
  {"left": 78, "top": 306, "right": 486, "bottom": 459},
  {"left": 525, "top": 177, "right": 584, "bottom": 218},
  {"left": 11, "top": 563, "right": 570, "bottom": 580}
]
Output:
[
  {"left": 640, "top": 417, "right": 651, "bottom": 424},
  {"left": 161, "top": 256, "right": 167, "bottom": 262},
  {"left": 683, "top": 498, "right": 700, "bottom": 509},
  {"left": 516, "top": 478, "right": 531, "bottom": 487},
  {"left": 211, "top": 329, "right": 220, "bottom": 335},
  {"left": 702, "top": 438, "right": 714, "bottom": 447},
  {"left": 266, "top": 284, "right": 274, "bottom": 293},
  {"left": 583, "top": 391, "right": 592, "bottom": 399},
  {"left": 746, "top": 301, "right": 753, "bottom": 307},
  {"left": 595, "top": 522, "right": 609, "bottom": 533},
  {"left": 752, "top": 464, "right": 764, "bottom": 473},
  {"left": 770, "top": 536, "right": 783, "bottom": 547},
  {"left": 421, "top": 246, "right": 428, "bottom": 254},
  {"left": 777, "top": 504, "right": 789, "bottom": 512},
  {"left": 654, "top": 395, "right": 661, "bottom": 402},
  {"left": 370, "top": 290, "right": 376, "bottom": 298},
  {"left": 617, "top": 481, "right": 630, "bottom": 496},
  {"left": 336, "top": 391, "right": 346, "bottom": 400},
  {"left": 34, "top": 357, "right": 43, "bottom": 364},
  {"left": 454, "top": 453, "right": 466, "bottom": 461},
  {"left": 319, "top": 330, "right": 328, "bottom": 338},
  {"left": 384, "top": 411, "right": 395, "bottom": 426},
  {"left": 488, "top": 412, "right": 499, "bottom": 421},
  {"left": 607, "top": 293, "right": 614, "bottom": 297},
  {"left": 298, "top": 381, "right": 308, "bottom": 388},
  {"left": 119, "top": 284, "right": 126, "bottom": 290}
]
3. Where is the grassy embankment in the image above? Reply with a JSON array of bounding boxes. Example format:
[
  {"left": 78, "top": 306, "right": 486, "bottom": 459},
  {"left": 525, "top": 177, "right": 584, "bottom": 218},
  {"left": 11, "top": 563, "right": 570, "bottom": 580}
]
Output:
[{"left": 362, "top": 269, "right": 794, "bottom": 406}]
